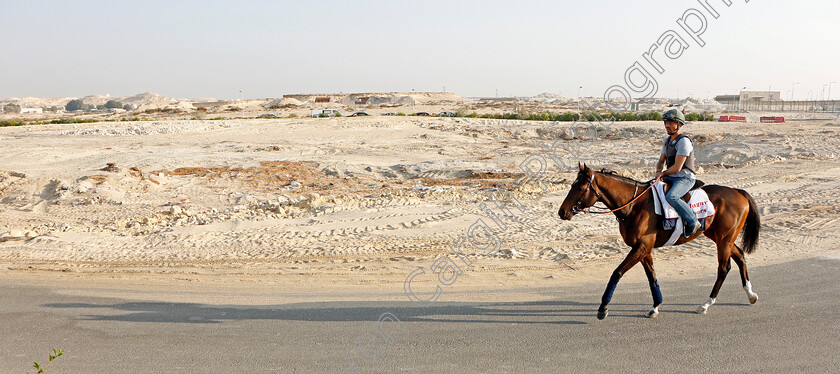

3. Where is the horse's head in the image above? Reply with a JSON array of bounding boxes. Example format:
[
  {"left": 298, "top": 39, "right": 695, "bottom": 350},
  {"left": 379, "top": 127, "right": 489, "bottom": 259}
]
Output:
[{"left": 558, "top": 163, "right": 601, "bottom": 220}]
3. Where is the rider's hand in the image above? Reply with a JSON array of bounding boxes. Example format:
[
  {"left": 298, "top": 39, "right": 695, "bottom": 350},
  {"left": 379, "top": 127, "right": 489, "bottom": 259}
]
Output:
[{"left": 654, "top": 171, "right": 665, "bottom": 182}]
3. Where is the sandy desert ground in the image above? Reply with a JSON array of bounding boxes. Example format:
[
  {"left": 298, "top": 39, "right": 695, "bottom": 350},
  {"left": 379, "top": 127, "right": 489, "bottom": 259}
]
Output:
[{"left": 1, "top": 114, "right": 840, "bottom": 300}]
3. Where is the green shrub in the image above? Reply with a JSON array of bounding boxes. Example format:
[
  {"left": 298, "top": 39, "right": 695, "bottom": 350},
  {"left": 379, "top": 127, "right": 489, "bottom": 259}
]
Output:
[
  {"left": 0, "top": 120, "right": 28, "bottom": 127},
  {"left": 49, "top": 118, "right": 98, "bottom": 124},
  {"left": 3, "top": 103, "right": 21, "bottom": 113},
  {"left": 445, "top": 110, "right": 721, "bottom": 123},
  {"left": 104, "top": 100, "right": 123, "bottom": 109},
  {"left": 65, "top": 99, "right": 85, "bottom": 112}
]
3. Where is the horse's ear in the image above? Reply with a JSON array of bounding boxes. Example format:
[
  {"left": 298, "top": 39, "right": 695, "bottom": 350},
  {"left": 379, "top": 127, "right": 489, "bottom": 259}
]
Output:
[{"left": 578, "top": 162, "right": 583, "bottom": 171}]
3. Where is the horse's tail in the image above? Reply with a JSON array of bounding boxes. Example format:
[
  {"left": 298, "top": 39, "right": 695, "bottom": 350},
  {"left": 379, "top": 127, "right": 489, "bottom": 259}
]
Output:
[{"left": 736, "top": 188, "right": 760, "bottom": 254}]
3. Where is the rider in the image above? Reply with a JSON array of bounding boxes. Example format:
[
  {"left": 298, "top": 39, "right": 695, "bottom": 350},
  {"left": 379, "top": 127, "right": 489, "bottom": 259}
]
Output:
[{"left": 655, "top": 108, "right": 701, "bottom": 237}]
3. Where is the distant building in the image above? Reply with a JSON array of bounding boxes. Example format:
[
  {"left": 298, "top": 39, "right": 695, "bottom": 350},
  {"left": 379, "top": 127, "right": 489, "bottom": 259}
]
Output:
[
  {"left": 713, "top": 94, "right": 739, "bottom": 104},
  {"left": 740, "top": 90, "right": 781, "bottom": 102},
  {"left": 714, "top": 90, "right": 782, "bottom": 111},
  {"left": 714, "top": 91, "right": 781, "bottom": 105},
  {"left": 20, "top": 107, "right": 43, "bottom": 114}
]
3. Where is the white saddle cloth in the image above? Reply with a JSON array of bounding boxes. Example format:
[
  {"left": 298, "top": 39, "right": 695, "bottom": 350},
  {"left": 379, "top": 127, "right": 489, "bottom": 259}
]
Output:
[
  {"left": 653, "top": 182, "right": 715, "bottom": 219},
  {"left": 653, "top": 182, "right": 716, "bottom": 246}
]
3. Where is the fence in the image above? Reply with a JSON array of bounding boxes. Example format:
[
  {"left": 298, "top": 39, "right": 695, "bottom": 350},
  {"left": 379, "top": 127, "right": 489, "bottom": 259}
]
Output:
[{"left": 719, "top": 100, "right": 840, "bottom": 112}]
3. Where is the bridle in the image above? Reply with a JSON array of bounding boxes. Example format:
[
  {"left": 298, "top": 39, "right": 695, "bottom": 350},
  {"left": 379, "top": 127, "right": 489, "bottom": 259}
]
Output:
[{"left": 571, "top": 173, "right": 653, "bottom": 220}]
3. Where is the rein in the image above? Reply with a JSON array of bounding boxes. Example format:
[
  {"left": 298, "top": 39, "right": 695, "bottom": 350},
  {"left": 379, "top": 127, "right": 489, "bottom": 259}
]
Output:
[{"left": 578, "top": 173, "right": 653, "bottom": 215}]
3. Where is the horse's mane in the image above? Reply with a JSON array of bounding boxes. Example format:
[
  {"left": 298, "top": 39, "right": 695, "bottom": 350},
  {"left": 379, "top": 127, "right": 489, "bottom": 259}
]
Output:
[{"left": 581, "top": 168, "right": 647, "bottom": 186}]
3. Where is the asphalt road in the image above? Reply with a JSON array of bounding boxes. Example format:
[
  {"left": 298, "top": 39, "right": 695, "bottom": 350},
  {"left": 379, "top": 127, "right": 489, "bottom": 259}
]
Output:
[{"left": 2, "top": 257, "right": 839, "bottom": 373}]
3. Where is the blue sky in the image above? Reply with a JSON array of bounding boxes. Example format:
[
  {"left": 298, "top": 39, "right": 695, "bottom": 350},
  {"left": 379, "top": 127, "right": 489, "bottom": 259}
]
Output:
[{"left": 3, "top": 0, "right": 838, "bottom": 100}]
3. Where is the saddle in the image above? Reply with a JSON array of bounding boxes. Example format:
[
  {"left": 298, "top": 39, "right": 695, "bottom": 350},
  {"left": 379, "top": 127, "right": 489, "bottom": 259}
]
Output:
[
  {"left": 652, "top": 180, "right": 715, "bottom": 245},
  {"left": 661, "top": 179, "right": 705, "bottom": 203}
]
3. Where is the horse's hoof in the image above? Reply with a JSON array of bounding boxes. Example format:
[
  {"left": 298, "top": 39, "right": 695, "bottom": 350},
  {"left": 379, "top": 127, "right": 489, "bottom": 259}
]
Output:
[
  {"left": 647, "top": 308, "right": 659, "bottom": 318},
  {"left": 697, "top": 306, "right": 708, "bottom": 314},
  {"left": 597, "top": 309, "right": 608, "bottom": 320},
  {"left": 749, "top": 293, "right": 758, "bottom": 304}
]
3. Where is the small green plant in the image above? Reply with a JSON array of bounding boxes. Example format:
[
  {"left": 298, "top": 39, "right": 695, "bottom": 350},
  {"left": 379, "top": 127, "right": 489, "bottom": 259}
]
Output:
[
  {"left": 396, "top": 112, "right": 406, "bottom": 116},
  {"left": 288, "top": 113, "right": 298, "bottom": 118},
  {"left": 28, "top": 348, "right": 63, "bottom": 374},
  {"left": 649, "top": 111, "right": 662, "bottom": 121},
  {"left": 49, "top": 118, "right": 98, "bottom": 124},
  {"left": 448, "top": 110, "right": 715, "bottom": 122},
  {"left": 0, "top": 120, "right": 28, "bottom": 127},
  {"left": 523, "top": 112, "right": 580, "bottom": 121},
  {"left": 685, "top": 112, "right": 699, "bottom": 121}
]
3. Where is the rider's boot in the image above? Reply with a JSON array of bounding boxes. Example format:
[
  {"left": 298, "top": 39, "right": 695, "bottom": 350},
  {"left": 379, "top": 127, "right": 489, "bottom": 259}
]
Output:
[{"left": 684, "top": 220, "right": 702, "bottom": 238}]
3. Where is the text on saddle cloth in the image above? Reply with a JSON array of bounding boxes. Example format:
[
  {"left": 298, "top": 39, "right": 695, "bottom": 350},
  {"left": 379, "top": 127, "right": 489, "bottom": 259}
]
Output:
[{"left": 652, "top": 181, "right": 716, "bottom": 220}]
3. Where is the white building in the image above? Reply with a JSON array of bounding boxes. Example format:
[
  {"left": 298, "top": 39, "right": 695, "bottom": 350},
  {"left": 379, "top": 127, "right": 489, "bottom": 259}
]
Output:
[{"left": 20, "top": 107, "right": 43, "bottom": 114}]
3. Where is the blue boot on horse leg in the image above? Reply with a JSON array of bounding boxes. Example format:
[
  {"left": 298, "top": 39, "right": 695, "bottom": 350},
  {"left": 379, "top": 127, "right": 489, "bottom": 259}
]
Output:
[{"left": 597, "top": 247, "right": 650, "bottom": 320}]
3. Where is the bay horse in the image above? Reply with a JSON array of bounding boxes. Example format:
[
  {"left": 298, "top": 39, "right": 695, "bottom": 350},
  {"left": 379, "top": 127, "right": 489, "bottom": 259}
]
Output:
[{"left": 558, "top": 164, "right": 760, "bottom": 319}]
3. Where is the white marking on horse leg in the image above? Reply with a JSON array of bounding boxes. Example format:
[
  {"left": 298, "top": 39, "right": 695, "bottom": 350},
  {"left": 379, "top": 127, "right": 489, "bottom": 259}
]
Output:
[
  {"left": 744, "top": 281, "right": 758, "bottom": 304},
  {"left": 697, "top": 297, "right": 716, "bottom": 314}
]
